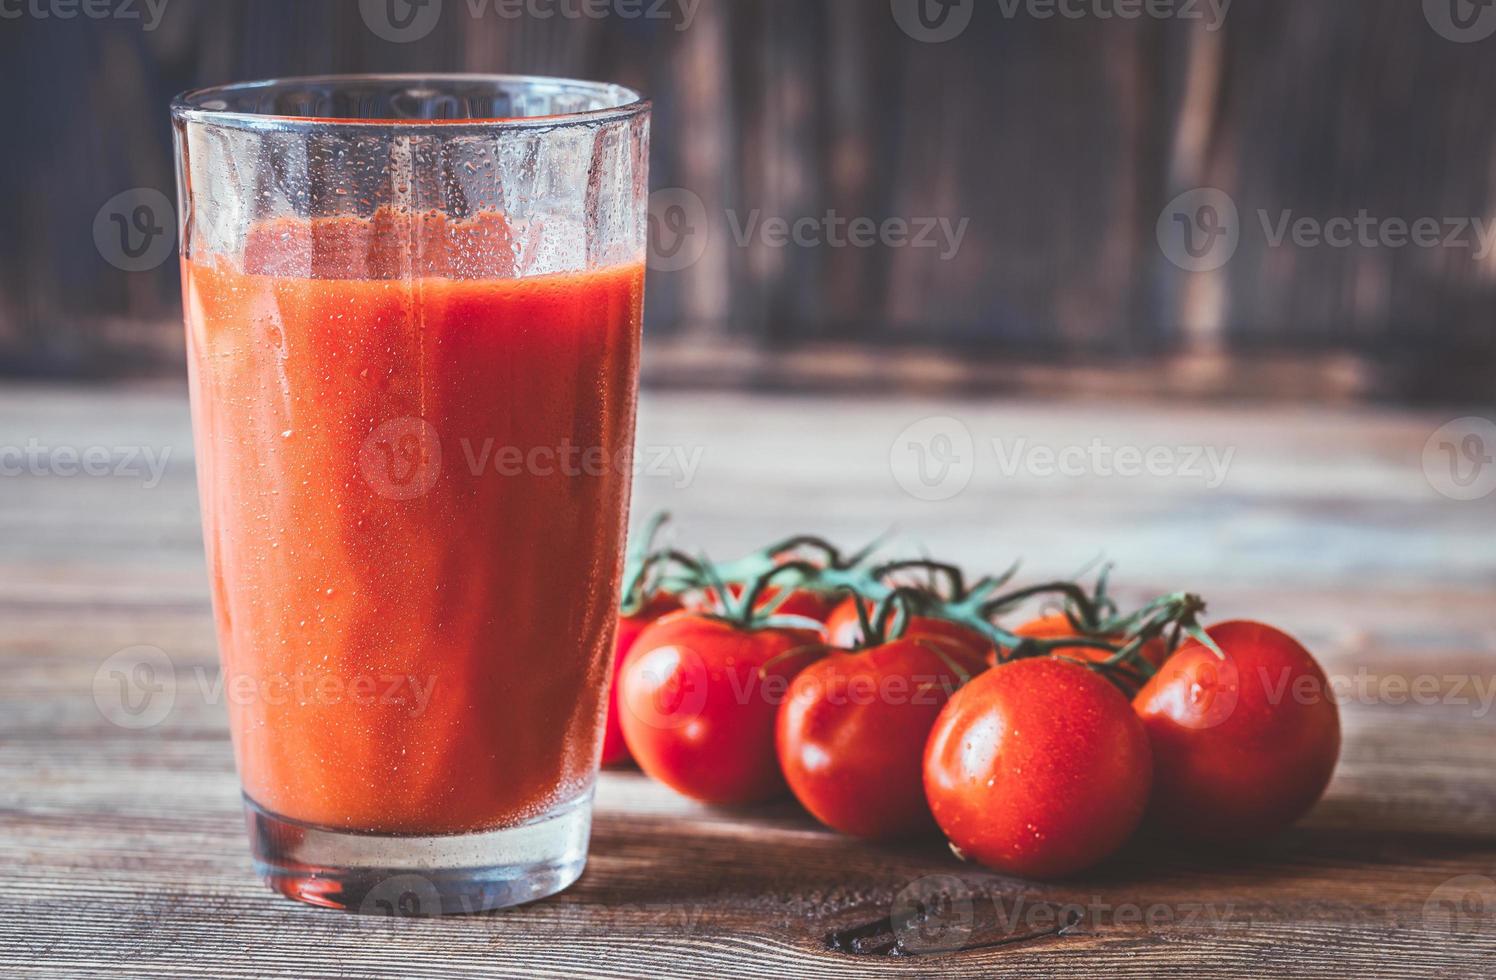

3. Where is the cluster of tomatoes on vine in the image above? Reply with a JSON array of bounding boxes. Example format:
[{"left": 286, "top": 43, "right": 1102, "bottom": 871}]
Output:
[{"left": 602, "top": 516, "right": 1341, "bottom": 879}]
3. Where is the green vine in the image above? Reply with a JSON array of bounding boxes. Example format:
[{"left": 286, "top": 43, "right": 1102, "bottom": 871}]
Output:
[{"left": 618, "top": 516, "right": 1223, "bottom": 697}]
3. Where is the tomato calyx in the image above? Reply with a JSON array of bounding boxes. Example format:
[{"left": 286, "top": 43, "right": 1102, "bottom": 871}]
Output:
[
  {"left": 764, "top": 532, "right": 885, "bottom": 574},
  {"left": 619, "top": 512, "right": 703, "bottom": 617},
  {"left": 836, "top": 586, "right": 981, "bottom": 687},
  {"left": 826, "top": 558, "right": 1020, "bottom": 651},
  {"left": 690, "top": 562, "right": 843, "bottom": 684},
  {"left": 711, "top": 532, "right": 886, "bottom": 611},
  {"left": 845, "top": 569, "right": 1111, "bottom": 662},
  {"left": 845, "top": 585, "right": 935, "bottom": 648},
  {"left": 694, "top": 558, "right": 832, "bottom": 634},
  {"left": 995, "top": 588, "right": 1223, "bottom": 694},
  {"left": 630, "top": 524, "right": 887, "bottom": 620},
  {"left": 867, "top": 557, "right": 1000, "bottom": 604},
  {"left": 620, "top": 522, "right": 1227, "bottom": 696}
]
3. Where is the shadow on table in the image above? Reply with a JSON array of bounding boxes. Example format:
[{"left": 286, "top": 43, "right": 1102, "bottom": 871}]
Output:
[{"left": 576, "top": 783, "right": 1496, "bottom": 956}]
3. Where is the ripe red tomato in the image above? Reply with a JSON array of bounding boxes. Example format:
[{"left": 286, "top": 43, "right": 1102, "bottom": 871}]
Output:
[
  {"left": 600, "top": 594, "right": 683, "bottom": 767},
  {"left": 618, "top": 612, "right": 826, "bottom": 804},
  {"left": 776, "top": 636, "right": 986, "bottom": 840},
  {"left": 1132, "top": 620, "right": 1340, "bottom": 841},
  {"left": 1011, "top": 613, "right": 1169, "bottom": 692},
  {"left": 923, "top": 657, "right": 1152, "bottom": 879},
  {"left": 824, "top": 595, "right": 996, "bottom": 662}
]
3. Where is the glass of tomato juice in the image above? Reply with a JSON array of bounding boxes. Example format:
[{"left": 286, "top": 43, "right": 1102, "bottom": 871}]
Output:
[{"left": 171, "top": 76, "right": 650, "bottom": 914}]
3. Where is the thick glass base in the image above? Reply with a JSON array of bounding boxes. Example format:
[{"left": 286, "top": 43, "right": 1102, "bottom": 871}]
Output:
[{"left": 245, "top": 791, "right": 593, "bottom": 915}]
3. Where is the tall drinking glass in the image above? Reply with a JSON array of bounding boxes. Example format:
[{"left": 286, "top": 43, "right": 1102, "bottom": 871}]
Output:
[{"left": 171, "top": 75, "right": 650, "bottom": 913}]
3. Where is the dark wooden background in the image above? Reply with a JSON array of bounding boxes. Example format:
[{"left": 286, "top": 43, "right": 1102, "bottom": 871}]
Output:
[{"left": 2, "top": 0, "right": 1495, "bottom": 402}]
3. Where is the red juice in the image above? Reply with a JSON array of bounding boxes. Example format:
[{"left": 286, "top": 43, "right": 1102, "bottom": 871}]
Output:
[{"left": 184, "top": 212, "right": 644, "bottom": 834}]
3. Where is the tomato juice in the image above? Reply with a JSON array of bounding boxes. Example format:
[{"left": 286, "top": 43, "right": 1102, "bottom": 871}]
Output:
[{"left": 184, "top": 212, "right": 644, "bottom": 834}]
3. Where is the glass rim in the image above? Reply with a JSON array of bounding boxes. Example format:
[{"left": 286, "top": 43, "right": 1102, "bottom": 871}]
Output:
[{"left": 171, "top": 73, "right": 650, "bottom": 133}]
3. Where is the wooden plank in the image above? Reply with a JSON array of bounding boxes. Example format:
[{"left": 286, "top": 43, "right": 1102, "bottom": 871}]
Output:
[
  {"left": 2, "top": 386, "right": 1495, "bottom": 977},
  {"left": 3, "top": 711, "right": 1494, "bottom": 977}
]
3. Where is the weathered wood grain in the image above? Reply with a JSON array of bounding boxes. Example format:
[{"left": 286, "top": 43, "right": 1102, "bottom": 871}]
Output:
[
  {"left": 2, "top": 387, "right": 1494, "bottom": 977},
  {"left": 4, "top": 1, "right": 1496, "bottom": 399}
]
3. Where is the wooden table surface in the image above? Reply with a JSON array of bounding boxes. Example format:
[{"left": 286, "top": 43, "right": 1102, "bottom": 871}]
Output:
[{"left": 3, "top": 385, "right": 1495, "bottom": 978}]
